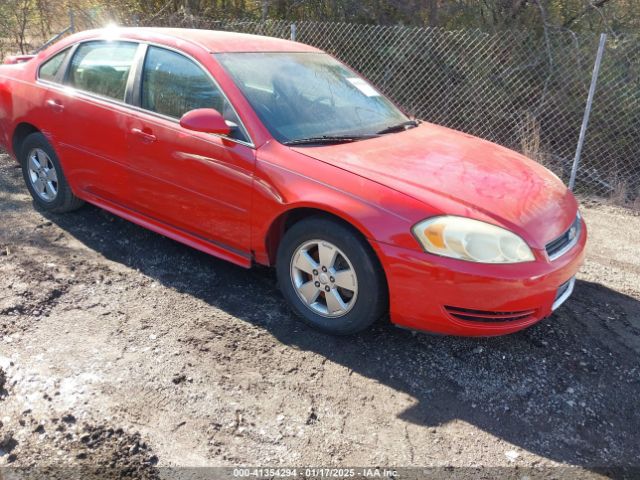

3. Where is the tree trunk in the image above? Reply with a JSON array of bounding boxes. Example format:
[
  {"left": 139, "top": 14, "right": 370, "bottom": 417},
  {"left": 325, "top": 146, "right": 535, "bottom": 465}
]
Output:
[{"left": 427, "top": 0, "right": 438, "bottom": 27}]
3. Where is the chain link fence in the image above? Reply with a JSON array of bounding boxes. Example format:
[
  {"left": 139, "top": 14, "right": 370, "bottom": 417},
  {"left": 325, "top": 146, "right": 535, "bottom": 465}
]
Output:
[
  {"left": 138, "top": 16, "right": 640, "bottom": 205},
  {"left": 7, "top": 12, "right": 640, "bottom": 206}
]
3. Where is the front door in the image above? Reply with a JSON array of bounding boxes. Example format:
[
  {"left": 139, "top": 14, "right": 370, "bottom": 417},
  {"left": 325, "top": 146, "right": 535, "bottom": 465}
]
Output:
[{"left": 126, "top": 45, "right": 255, "bottom": 256}]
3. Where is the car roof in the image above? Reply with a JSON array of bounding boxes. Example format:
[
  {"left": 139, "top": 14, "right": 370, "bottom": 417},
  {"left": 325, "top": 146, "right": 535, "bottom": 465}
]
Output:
[{"left": 76, "top": 27, "right": 323, "bottom": 54}]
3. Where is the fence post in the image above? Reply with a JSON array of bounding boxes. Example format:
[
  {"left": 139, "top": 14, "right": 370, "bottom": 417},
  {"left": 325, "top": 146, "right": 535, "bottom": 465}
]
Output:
[
  {"left": 290, "top": 22, "right": 297, "bottom": 41},
  {"left": 569, "top": 33, "right": 607, "bottom": 191},
  {"left": 69, "top": 9, "right": 75, "bottom": 33}
]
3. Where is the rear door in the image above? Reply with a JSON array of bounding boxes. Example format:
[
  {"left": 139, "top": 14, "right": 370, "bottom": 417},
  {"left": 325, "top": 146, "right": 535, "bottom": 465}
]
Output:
[
  {"left": 44, "top": 40, "right": 140, "bottom": 205},
  {"left": 126, "top": 45, "right": 255, "bottom": 256},
  {"left": 18, "top": 48, "right": 72, "bottom": 154}
]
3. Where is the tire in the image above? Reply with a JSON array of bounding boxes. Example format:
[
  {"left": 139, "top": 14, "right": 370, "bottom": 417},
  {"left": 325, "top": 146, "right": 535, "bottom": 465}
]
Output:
[
  {"left": 276, "top": 216, "right": 388, "bottom": 335},
  {"left": 20, "top": 132, "right": 84, "bottom": 213}
]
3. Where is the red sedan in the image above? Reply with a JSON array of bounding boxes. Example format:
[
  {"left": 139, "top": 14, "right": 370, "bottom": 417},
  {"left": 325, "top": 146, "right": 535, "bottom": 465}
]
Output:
[{"left": 0, "top": 28, "right": 586, "bottom": 336}]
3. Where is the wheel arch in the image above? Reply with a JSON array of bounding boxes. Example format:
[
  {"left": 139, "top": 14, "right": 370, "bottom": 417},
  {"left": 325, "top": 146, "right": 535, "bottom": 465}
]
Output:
[
  {"left": 12, "top": 122, "right": 41, "bottom": 158},
  {"left": 261, "top": 204, "right": 387, "bottom": 275}
]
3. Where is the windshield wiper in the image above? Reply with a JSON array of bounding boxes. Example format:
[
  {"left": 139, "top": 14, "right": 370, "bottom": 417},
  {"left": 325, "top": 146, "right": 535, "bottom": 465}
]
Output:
[
  {"left": 376, "top": 119, "right": 420, "bottom": 135},
  {"left": 282, "top": 134, "right": 379, "bottom": 146}
]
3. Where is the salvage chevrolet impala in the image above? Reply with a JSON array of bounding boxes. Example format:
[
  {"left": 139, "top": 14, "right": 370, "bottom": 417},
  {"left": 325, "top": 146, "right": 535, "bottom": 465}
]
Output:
[{"left": 0, "top": 28, "right": 586, "bottom": 335}]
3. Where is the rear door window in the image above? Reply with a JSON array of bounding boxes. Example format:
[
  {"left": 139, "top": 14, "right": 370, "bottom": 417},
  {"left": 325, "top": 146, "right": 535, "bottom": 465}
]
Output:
[{"left": 68, "top": 41, "right": 138, "bottom": 101}]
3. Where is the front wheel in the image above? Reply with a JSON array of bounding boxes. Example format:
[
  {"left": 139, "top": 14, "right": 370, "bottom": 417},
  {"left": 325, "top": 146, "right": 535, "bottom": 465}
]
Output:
[{"left": 276, "top": 216, "right": 388, "bottom": 335}]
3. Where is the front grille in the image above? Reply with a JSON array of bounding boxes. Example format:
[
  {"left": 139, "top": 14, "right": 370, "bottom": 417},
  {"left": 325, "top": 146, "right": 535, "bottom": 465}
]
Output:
[
  {"left": 444, "top": 306, "right": 537, "bottom": 323},
  {"left": 546, "top": 214, "right": 581, "bottom": 261}
]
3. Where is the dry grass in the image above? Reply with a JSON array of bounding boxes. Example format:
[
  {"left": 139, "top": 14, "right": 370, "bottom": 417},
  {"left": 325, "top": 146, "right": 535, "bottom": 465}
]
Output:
[
  {"left": 604, "top": 178, "right": 640, "bottom": 211},
  {"left": 519, "top": 111, "right": 543, "bottom": 163},
  {"left": 610, "top": 180, "right": 628, "bottom": 206}
]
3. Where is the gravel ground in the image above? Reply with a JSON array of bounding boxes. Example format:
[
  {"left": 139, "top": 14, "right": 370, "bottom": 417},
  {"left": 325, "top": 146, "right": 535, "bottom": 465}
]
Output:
[{"left": 0, "top": 151, "right": 639, "bottom": 479}]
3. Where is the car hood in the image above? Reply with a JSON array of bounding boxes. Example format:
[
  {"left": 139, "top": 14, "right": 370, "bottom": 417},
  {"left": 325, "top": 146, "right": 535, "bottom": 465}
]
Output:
[{"left": 292, "top": 122, "right": 577, "bottom": 248}]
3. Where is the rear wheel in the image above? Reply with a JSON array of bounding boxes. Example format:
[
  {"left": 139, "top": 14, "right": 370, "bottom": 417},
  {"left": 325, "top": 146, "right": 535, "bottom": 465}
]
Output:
[
  {"left": 276, "top": 216, "right": 388, "bottom": 335},
  {"left": 20, "top": 132, "right": 84, "bottom": 213}
]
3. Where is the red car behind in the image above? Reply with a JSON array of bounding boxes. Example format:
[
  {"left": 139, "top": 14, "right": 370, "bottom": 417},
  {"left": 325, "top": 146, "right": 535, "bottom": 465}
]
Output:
[{"left": 0, "top": 28, "right": 586, "bottom": 336}]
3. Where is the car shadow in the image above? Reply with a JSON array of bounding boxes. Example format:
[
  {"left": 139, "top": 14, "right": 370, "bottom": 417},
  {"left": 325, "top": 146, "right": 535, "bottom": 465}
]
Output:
[{"left": 32, "top": 204, "right": 640, "bottom": 471}]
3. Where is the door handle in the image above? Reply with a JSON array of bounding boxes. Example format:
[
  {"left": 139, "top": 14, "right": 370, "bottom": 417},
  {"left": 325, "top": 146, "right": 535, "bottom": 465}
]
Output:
[
  {"left": 131, "top": 128, "right": 157, "bottom": 143},
  {"left": 46, "top": 99, "right": 64, "bottom": 113}
]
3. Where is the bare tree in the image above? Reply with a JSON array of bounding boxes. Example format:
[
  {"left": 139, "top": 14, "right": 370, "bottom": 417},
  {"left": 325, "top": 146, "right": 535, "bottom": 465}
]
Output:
[{"left": 1, "top": 0, "right": 36, "bottom": 54}]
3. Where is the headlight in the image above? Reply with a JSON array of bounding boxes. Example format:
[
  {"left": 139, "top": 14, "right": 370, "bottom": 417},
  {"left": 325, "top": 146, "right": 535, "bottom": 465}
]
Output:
[{"left": 412, "top": 216, "right": 535, "bottom": 263}]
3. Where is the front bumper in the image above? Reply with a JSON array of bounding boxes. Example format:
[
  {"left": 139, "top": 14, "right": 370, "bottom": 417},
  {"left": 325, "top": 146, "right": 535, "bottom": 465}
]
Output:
[{"left": 376, "top": 219, "right": 587, "bottom": 336}]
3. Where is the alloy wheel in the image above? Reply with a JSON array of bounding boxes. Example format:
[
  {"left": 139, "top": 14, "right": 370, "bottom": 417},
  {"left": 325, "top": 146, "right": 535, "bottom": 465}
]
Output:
[
  {"left": 27, "top": 148, "right": 58, "bottom": 202},
  {"left": 289, "top": 239, "right": 358, "bottom": 318}
]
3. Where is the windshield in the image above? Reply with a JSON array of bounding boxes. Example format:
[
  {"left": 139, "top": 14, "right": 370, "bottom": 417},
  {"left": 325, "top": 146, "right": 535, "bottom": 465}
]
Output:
[{"left": 215, "top": 52, "right": 409, "bottom": 144}]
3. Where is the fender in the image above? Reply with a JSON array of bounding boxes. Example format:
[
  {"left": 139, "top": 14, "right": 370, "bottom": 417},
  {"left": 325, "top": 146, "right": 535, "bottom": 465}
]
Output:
[{"left": 250, "top": 142, "right": 434, "bottom": 266}]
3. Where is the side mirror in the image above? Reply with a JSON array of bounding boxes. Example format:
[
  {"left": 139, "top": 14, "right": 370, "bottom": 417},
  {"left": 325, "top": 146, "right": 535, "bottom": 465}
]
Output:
[{"left": 179, "top": 108, "right": 231, "bottom": 136}]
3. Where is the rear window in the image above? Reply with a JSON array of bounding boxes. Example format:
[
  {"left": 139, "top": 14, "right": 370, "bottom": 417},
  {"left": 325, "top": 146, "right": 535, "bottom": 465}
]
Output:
[
  {"left": 39, "top": 48, "right": 69, "bottom": 82},
  {"left": 68, "top": 41, "right": 138, "bottom": 101}
]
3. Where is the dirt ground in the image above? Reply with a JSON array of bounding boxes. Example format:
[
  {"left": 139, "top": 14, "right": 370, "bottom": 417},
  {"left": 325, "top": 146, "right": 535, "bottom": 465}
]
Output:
[{"left": 0, "top": 151, "right": 639, "bottom": 479}]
